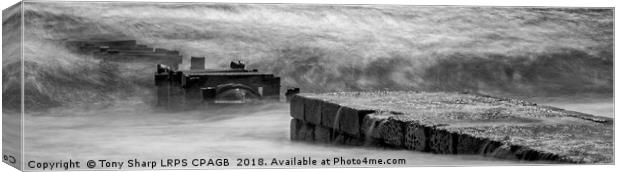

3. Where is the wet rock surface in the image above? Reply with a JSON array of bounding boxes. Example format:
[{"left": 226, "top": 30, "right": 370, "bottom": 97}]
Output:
[{"left": 289, "top": 91, "right": 613, "bottom": 163}]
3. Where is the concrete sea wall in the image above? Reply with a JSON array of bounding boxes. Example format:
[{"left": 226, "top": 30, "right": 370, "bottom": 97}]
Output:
[{"left": 289, "top": 92, "right": 613, "bottom": 163}]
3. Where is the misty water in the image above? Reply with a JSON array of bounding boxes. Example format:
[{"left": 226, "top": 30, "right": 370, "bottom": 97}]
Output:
[
  {"left": 526, "top": 96, "right": 614, "bottom": 118},
  {"left": 21, "top": 96, "right": 612, "bottom": 169},
  {"left": 2, "top": 3, "right": 612, "bottom": 169}
]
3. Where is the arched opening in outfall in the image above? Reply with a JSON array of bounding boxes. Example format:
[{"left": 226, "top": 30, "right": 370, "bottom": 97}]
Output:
[{"left": 207, "top": 83, "right": 262, "bottom": 103}]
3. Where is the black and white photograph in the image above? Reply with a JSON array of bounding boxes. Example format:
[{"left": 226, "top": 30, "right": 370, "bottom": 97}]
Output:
[{"left": 1, "top": 0, "right": 616, "bottom": 171}]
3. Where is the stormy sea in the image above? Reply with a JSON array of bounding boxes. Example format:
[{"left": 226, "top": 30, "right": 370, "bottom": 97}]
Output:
[{"left": 2, "top": 2, "right": 613, "bottom": 168}]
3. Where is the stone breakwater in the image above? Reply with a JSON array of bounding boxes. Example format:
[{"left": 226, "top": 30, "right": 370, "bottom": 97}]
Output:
[{"left": 289, "top": 91, "right": 613, "bottom": 163}]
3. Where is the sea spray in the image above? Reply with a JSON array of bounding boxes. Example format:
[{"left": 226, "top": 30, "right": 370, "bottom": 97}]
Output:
[{"left": 6, "top": 4, "right": 612, "bottom": 112}]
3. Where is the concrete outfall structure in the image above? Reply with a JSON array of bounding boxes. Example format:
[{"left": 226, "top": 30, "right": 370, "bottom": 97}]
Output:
[
  {"left": 67, "top": 40, "right": 183, "bottom": 65},
  {"left": 289, "top": 91, "right": 613, "bottom": 163},
  {"left": 66, "top": 40, "right": 298, "bottom": 107},
  {"left": 154, "top": 63, "right": 282, "bottom": 106}
]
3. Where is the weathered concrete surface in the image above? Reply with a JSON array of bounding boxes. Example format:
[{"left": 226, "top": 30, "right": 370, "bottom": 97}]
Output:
[{"left": 289, "top": 91, "right": 613, "bottom": 163}]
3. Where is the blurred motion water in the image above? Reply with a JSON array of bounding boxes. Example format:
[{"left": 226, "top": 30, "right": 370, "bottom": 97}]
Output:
[
  {"left": 2, "top": 2, "right": 612, "bottom": 167},
  {"left": 525, "top": 95, "right": 613, "bottom": 118},
  {"left": 23, "top": 101, "right": 535, "bottom": 168}
]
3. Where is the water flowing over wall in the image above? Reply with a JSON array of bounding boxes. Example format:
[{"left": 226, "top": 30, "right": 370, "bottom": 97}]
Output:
[{"left": 289, "top": 92, "right": 613, "bottom": 163}]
